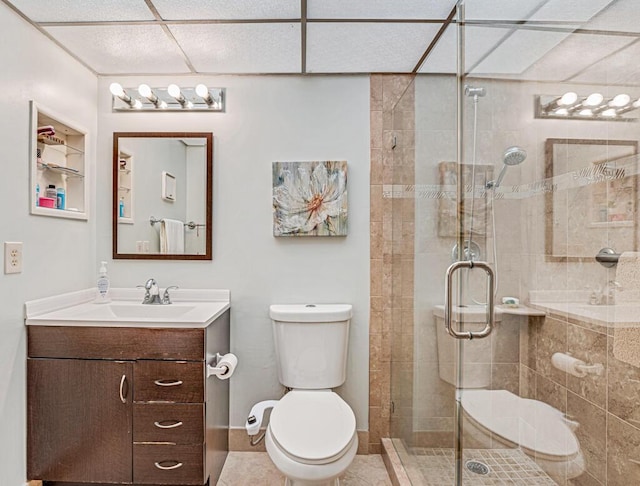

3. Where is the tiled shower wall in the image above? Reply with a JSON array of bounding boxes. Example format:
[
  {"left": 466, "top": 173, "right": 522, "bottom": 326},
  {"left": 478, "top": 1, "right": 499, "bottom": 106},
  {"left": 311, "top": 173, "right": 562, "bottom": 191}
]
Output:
[
  {"left": 521, "top": 313, "right": 640, "bottom": 485},
  {"left": 369, "top": 74, "right": 415, "bottom": 454}
]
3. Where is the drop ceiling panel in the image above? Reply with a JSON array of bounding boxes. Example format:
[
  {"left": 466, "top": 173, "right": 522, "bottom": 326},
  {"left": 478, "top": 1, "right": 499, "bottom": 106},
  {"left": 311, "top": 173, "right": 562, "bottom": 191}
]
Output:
[
  {"left": 419, "top": 26, "right": 515, "bottom": 74},
  {"left": 169, "top": 23, "right": 300, "bottom": 73},
  {"left": 463, "top": 0, "right": 547, "bottom": 21},
  {"left": 521, "top": 32, "right": 636, "bottom": 82},
  {"left": 529, "top": 0, "right": 614, "bottom": 23},
  {"left": 470, "top": 28, "right": 571, "bottom": 74},
  {"left": 582, "top": 0, "right": 640, "bottom": 33},
  {"left": 307, "top": 0, "right": 457, "bottom": 19},
  {"left": 152, "top": 0, "right": 300, "bottom": 20},
  {"left": 44, "top": 25, "right": 191, "bottom": 74},
  {"left": 571, "top": 40, "right": 640, "bottom": 85},
  {"left": 7, "top": 0, "right": 154, "bottom": 22},
  {"left": 307, "top": 23, "right": 442, "bottom": 73}
]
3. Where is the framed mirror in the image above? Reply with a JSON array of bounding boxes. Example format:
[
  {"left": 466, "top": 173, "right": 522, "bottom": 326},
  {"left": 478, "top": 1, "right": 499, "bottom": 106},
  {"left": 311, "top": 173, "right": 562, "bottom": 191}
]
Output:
[
  {"left": 112, "top": 132, "right": 212, "bottom": 260},
  {"left": 545, "top": 138, "right": 638, "bottom": 262}
]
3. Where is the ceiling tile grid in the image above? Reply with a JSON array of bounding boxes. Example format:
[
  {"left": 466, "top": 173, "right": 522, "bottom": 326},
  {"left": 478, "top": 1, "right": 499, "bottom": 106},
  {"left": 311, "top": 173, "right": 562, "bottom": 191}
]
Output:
[{"left": 2, "top": 0, "right": 640, "bottom": 82}]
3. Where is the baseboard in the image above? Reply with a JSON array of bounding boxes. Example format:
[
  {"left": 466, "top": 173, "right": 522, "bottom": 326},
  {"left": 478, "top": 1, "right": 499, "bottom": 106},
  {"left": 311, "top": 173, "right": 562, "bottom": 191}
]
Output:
[{"left": 229, "top": 427, "right": 370, "bottom": 454}]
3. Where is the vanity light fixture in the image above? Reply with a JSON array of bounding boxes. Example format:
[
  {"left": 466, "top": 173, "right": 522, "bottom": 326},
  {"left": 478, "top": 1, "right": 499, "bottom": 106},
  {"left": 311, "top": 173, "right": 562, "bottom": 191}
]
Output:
[
  {"left": 109, "top": 84, "right": 225, "bottom": 112},
  {"left": 138, "top": 84, "right": 167, "bottom": 109},
  {"left": 109, "top": 82, "right": 141, "bottom": 109},
  {"left": 536, "top": 91, "right": 640, "bottom": 121}
]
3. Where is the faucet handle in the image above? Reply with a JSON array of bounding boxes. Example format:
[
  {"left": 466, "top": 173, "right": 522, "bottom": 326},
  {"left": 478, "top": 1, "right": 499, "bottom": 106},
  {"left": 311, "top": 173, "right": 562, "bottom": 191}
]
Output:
[{"left": 162, "top": 286, "right": 179, "bottom": 304}]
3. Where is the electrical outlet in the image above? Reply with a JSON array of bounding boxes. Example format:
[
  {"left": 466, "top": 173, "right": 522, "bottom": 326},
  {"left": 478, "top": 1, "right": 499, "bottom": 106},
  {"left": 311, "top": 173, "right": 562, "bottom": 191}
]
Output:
[{"left": 4, "top": 242, "right": 23, "bottom": 274}]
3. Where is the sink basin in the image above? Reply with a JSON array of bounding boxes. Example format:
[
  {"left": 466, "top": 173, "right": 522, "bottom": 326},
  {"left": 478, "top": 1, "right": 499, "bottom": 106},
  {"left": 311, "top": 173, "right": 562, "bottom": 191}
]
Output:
[
  {"left": 25, "top": 288, "right": 231, "bottom": 328},
  {"left": 109, "top": 304, "right": 196, "bottom": 319}
]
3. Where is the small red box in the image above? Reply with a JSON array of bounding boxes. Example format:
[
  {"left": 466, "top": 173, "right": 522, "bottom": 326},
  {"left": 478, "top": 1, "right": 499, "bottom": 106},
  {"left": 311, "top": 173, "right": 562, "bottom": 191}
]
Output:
[{"left": 39, "top": 197, "right": 56, "bottom": 208}]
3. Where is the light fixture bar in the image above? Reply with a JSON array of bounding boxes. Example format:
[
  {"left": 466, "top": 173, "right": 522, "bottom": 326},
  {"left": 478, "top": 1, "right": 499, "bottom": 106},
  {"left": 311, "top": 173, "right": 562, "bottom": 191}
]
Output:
[
  {"left": 110, "top": 86, "right": 225, "bottom": 112},
  {"left": 536, "top": 93, "right": 639, "bottom": 122}
]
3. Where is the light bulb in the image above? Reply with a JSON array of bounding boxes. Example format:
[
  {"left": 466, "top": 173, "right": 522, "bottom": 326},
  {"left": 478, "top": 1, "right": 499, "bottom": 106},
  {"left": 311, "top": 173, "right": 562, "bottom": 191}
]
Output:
[
  {"left": 132, "top": 99, "right": 142, "bottom": 109},
  {"left": 158, "top": 100, "right": 168, "bottom": 109},
  {"left": 138, "top": 84, "right": 152, "bottom": 98},
  {"left": 602, "top": 108, "right": 617, "bottom": 117},
  {"left": 167, "top": 84, "right": 181, "bottom": 98},
  {"left": 610, "top": 94, "right": 631, "bottom": 107},
  {"left": 559, "top": 92, "right": 578, "bottom": 106},
  {"left": 578, "top": 109, "right": 593, "bottom": 116},
  {"left": 195, "top": 84, "right": 209, "bottom": 98},
  {"left": 555, "top": 108, "right": 569, "bottom": 116},
  {"left": 585, "top": 93, "right": 603, "bottom": 106},
  {"left": 109, "top": 82, "right": 125, "bottom": 97},
  {"left": 186, "top": 101, "right": 194, "bottom": 109}
]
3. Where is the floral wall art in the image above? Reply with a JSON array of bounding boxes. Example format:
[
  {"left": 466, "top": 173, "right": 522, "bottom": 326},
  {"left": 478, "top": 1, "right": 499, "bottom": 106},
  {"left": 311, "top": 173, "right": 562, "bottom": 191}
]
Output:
[{"left": 272, "top": 161, "right": 348, "bottom": 236}]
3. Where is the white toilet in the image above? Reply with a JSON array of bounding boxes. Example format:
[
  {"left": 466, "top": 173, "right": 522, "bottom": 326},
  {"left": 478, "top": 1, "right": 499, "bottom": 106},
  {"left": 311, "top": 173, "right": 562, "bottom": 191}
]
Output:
[
  {"left": 434, "top": 305, "right": 585, "bottom": 482},
  {"left": 246, "top": 304, "right": 358, "bottom": 486}
]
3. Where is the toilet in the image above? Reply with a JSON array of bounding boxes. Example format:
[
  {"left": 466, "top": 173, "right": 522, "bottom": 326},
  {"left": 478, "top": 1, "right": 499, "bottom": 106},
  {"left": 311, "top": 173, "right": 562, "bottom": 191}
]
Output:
[
  {"left": 434, "top": 305, "right": 585, "bottom": 482},
  {"left": 246, "top": 304, "right": 358, "bottom": 486}
]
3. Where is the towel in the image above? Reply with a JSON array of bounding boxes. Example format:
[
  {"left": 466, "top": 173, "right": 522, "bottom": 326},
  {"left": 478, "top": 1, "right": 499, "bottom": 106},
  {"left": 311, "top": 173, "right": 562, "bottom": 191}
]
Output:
[
  {"left": 160, "top": 218, "right": 184, "bottom": 254},
  {"left": 614, "top": 251, "right": 640, "bottom": 303},
  {"left": 613, "top": 325, "right": 640, "bottom": 368}
]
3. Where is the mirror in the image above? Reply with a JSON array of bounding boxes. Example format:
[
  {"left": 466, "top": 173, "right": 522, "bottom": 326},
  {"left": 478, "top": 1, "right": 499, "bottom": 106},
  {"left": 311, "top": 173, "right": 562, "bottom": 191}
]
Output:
[
  {"left": 112, "top": 132, "right": 212, "bottom": 260},
  {"left": 545, "top": 138, "right": 638, "bottom": 262}
]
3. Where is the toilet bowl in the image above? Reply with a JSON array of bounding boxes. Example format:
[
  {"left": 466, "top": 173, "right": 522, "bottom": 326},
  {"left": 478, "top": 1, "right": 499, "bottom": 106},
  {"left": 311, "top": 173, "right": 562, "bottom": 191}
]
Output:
[
  {"left": 461, "top": 389, "right": 584, "bottom": 482},
  {"left": 433, "top": 305, "right": 585, "bottom": 481},
  {"left": 247, "top": 304, "right": 357, "bottom": 486},
  {"left": 266, "top": 390, "right": 357, "bottom": 485}
]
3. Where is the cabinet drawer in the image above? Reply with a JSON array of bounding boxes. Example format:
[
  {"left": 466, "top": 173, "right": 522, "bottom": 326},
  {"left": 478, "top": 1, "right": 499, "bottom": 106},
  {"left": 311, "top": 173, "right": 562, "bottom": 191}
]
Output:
[
  {"left": 134, "top": 403, "right": 204, "bottom": 444},
  {"left": 28, "top": 326, "right": 205, "bottom": 360},
  {"left": 134, "top": 443, "right": 204, "bottom": 485},
  {"left": 135, "top": 361, "right": 204, "bottom": 403}
]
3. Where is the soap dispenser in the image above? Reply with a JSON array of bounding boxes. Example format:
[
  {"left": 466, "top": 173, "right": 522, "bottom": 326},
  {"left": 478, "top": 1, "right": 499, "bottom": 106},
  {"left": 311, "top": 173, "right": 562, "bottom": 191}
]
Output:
[{"left": 95, "top": 261, "right": 111, "bottom": 304}]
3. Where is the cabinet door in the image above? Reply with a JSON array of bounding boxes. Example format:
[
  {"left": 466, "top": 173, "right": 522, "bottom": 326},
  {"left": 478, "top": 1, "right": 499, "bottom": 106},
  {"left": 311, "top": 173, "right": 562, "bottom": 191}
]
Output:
[{"left": 27, "top": 358, "right": 133, "bottom": 483}]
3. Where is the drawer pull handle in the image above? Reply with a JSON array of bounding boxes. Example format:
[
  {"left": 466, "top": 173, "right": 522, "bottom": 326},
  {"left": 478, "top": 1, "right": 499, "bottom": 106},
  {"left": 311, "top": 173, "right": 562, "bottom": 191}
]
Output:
[
  {"left": 154, "top": 460, "right": 183, "bottom": 471},
  {"left": 154, "top": 420, "right": 184, "bottom": 429},
  {"left": 119, "top": 374, "right": 127, "bottom": 403},
  {"left": 154, "top": 379, "right": 183, "bottom": 387}
]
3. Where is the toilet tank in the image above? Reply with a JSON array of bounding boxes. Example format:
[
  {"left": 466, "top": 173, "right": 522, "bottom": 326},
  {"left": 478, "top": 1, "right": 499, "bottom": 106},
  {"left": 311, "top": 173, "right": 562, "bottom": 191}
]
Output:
[
  {"left": 270, "top": 304, "right": 352, "bottom": 389},
  {"left": 433, "top": 305, "right": 502, "bottom": 388}
]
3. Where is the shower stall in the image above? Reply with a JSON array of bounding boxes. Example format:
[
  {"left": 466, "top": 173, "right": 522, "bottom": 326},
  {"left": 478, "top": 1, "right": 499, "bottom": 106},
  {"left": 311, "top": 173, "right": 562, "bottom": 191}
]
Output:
[{"left": 381, "top": 1, "right": 640, "bottom": 484}]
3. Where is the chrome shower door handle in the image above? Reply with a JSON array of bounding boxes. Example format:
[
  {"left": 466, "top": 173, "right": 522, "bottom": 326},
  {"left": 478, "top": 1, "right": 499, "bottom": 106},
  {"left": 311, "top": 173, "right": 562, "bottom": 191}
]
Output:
[{"left": 444, "top": 260, "right": 495, "bottom": 340}]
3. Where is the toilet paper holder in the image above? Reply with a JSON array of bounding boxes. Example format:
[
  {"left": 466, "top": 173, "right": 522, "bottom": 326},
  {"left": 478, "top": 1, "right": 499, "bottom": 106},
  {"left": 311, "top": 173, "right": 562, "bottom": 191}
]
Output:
[
  {"left": 207, "top": 352, "right": 238, "bottom": 379},
  {"left": 552, "top": 352, "right": 603, "bottom": 377}
]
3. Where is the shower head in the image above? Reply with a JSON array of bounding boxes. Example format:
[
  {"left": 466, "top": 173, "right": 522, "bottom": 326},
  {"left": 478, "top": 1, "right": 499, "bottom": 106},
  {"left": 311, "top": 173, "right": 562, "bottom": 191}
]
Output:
[
  {"left": 487, "top": 146, "right": 527, "bottom": 189},
  {"left": 502, "top": 146, "right": 527, "bottom": 166}
]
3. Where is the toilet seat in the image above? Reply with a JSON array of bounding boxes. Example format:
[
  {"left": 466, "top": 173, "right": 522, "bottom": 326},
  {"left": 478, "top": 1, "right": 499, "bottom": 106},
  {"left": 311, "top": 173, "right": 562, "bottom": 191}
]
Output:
[
  {"left": 461, "top": 389, "right": 579, "bottom": 459},
  {"left": 269, "top": 390, "right": 356, "bottom": 465}
]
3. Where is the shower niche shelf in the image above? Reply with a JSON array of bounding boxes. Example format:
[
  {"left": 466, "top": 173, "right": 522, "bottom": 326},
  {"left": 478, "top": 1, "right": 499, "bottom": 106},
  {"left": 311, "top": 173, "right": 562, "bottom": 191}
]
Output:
[{"left": 30, "top": 101, "right": 88, "bottom": 220}]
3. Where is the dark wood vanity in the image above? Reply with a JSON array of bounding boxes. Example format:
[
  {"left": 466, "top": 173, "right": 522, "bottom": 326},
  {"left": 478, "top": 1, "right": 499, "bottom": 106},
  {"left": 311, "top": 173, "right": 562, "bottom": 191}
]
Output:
[{"left": 27, "top": 311, "right": 230, "bottom": 486}]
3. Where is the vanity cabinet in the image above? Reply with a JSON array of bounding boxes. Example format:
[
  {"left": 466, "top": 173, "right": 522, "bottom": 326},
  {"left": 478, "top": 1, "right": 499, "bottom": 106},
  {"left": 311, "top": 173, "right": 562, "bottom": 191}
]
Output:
[{"left": 27, "top": 311, "right": 230, "bottom": 486}]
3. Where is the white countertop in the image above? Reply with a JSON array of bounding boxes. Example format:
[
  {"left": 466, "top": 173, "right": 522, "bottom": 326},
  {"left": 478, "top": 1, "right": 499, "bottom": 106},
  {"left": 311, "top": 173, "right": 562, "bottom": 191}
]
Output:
[
  {"left": 529, "top": 301, "right": 640, "bottom": 328},
  {"left": 25, "top": 288, "right": 230, "bottom": 328}
]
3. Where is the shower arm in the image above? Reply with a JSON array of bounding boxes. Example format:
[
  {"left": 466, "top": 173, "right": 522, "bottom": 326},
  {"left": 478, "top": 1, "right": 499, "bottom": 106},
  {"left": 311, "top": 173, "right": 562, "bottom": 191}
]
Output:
[{"left": 486, "top": 164, "right": 508, "bottom": 189}]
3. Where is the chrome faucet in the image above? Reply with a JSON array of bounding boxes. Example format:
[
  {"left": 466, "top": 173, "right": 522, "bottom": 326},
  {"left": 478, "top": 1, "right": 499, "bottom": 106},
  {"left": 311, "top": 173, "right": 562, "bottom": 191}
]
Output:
[
  {"left": 137, "top": 279, "right": 179, "bottom": 304},
  {"left": 138, "top": 278, "right": 162, "bottom": 304},
  {"left": 605, "top": 280, "right": 622, "bottom": 305}
]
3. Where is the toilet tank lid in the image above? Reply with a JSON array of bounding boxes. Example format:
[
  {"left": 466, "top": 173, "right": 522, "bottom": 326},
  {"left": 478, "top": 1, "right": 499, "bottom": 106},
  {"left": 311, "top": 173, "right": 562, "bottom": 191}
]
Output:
[{"left": 270, "top": 304, "right": 352, "bottom": 322}]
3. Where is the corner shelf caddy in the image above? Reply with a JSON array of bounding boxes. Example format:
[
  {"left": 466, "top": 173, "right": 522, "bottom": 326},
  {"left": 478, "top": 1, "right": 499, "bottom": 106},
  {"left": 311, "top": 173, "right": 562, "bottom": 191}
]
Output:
[{"left": 30, "top": 101, "right": 88, "bottom": 220}]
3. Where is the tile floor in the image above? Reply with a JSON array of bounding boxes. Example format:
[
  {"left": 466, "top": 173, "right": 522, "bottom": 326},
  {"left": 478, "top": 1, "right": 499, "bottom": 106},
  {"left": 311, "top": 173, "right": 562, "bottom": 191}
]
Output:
[
  {"left": 406, "top": 447, "right": 557, "bottom": 485},
  {"left": 217, "top": 452, "right": 392, "bottom": 485}
]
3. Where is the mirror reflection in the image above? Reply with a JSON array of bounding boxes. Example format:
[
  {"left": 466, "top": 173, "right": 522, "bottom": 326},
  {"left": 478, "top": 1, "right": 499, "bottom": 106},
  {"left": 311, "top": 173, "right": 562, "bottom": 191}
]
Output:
[
  {"left": 545, "top": 138, "right": 638, "bottom": 262},
  {"left": 113, "top": 132, "right": 212, "bottom": 260}
]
